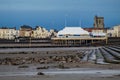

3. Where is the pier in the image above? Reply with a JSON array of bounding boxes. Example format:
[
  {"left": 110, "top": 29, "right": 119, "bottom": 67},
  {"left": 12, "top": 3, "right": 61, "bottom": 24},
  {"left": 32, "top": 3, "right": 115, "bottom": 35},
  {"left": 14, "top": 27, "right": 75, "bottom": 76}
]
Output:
[{"left": 52, "top": 37, "right": 108, "bottom": 46}]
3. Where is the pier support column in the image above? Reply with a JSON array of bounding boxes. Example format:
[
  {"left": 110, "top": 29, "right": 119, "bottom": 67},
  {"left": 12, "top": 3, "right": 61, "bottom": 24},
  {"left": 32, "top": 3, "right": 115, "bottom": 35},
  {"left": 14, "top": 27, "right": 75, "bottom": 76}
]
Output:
[
  {"left": 92, "top": 39, "right": 93, "bottom": 44},
  {"left": 86, "top": 40, "right": 87, "bottom": 45},
  {"left": 106, "top": 37, "right": 108, "bottom": 44},
  {"left": 80, "top": 40, "right": 81, "bottom": 45}
]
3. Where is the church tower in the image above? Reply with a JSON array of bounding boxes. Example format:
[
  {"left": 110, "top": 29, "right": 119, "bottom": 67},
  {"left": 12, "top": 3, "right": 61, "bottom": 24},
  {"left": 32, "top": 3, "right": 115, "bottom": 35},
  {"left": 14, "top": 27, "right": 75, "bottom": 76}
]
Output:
[{"left": 94, "top": 16, "right": 104, "bottom": 28}]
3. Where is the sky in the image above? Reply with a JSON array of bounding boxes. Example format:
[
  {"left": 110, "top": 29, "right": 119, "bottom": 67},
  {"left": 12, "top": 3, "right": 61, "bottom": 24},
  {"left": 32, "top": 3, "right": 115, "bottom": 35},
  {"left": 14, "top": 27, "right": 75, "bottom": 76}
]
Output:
[{"left": 0, "top": 0, "right": 120, "bottom": 30}]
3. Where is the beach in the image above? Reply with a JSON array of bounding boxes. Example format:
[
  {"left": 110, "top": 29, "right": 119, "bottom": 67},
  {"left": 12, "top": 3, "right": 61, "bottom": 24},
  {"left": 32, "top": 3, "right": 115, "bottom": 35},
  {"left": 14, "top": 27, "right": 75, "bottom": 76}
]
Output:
[{"left": 0, "top": 47, "right": 120, "bottom": 80}]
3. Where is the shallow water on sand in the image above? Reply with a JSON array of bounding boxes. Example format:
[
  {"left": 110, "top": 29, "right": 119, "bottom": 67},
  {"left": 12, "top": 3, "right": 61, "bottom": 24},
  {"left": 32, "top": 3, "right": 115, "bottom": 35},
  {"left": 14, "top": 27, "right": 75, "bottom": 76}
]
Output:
[{"left": 0, "top": 67, "right": 120, "bottom": 77}]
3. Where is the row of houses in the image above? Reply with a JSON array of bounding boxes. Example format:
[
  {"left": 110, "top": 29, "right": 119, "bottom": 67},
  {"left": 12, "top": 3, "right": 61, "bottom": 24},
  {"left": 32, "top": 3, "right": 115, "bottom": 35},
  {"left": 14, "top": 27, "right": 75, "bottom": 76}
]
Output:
[
  {"left": 0, "top": 25, "right": 120, "bottom": 40},
  {"left": 0, "top": 25, "right": 57, "bottom": 40}
]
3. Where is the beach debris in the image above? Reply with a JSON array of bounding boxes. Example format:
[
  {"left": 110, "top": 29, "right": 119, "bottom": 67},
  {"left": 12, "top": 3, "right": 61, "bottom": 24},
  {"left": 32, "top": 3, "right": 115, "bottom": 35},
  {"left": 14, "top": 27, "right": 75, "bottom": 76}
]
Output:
[
  {"left": 114, "top": 74, "right": 120, "bottom": 77},
  {"left": 36, "top": 66, "right": 49, "bottom": 69},
  {"left": 37, "top": 72, "right": 45, "bottom": 75}
]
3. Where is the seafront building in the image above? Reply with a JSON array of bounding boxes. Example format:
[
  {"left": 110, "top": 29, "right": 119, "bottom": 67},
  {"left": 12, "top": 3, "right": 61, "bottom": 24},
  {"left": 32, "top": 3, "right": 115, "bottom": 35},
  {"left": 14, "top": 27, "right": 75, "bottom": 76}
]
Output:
[
  {"left": 49, "top": 29, "right": 57, "bottom": 38},
  {"left": 57, "top": 27, "right": 89, "bottom": 38},
  {"left": 0, "top": 27, "right": 17, "bottom": 40},
  {"left": 84, "top": 28, "right": 107, "bottom": 37},
  {"left": 32, "top": 26, "right": 50, "bottom": 38},
  {"left": 0, "top": 26, "right": 57, "bottom": 40},
  {"left": 84, "top": 16, "right": 107, "bottom": 37},
  {"left": 51, "top": 16, "right": 108, "bottom": 46},
  {"left": 19, "top": 25, "right": 56, "bottom": 38},
  {"left": 52, "top": 26, "right": 107, "bottom": 46},
  {"left": 0, "top": 16, "right": 120, "bottom": 40},
  {"left": 19, "top": 25, "right": 32, "bottom": 37},
  {"left": 113, "top": 25, "right": 120, "bottom": 37},
  {"left": 107, "top": 25, "right": 120, "bottom": 37}
]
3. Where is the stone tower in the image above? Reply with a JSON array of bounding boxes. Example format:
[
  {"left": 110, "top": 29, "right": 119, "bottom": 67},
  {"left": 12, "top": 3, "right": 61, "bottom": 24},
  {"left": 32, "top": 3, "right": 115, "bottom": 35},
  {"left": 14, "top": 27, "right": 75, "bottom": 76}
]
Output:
[{"left": 94, "top": 16, "right": 104, "bottom": 28}]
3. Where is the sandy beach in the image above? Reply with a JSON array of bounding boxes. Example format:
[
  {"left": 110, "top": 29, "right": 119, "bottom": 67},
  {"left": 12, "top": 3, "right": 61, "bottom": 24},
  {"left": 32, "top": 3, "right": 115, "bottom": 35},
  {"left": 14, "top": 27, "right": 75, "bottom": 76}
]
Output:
[
  {"left": 0, "top": 65, "right": 120, "bottom": 80},
  {"left": 0, "top": 47, "right": 120, "bottom": 80},
  {"left": 0, "top": 71, "right": 120, "bottom": 80}
]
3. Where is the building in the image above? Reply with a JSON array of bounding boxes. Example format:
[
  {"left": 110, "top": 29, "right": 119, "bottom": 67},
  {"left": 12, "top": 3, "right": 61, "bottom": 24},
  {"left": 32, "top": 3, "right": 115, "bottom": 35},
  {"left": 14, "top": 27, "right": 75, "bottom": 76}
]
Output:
[
  {"left": 49, "top": 29, "right": 57, "bottom": 38},
  {"left": 107, "top": 25, "right": 120, "bottom": 37},
  {"left": 52, "top": 27, "right": 107, "bottom": 46},
  {"left": 32, "top": 26, "right": 50, "bottom": 38},
  {"left": 57, "top": 27, "right": 89, "bottom": 38},
  {"left": 0, "top": 27, "right": 17, "bottom": 40},
  {"left": 0, "top": 25, "right": 54, "bottom": 40},
  {"left": 19, "top": 25, "right": 32, "bottom": 37},
  {"left": 83, "top": 16, "right": 106, "bottom": 37},
  {"left": 84, "top": 28, "right": 107, "bottom": 37},
  {"left": 94, "top": 16, "right": 104, "bottom": 28},
  {"left": 114, "top": 25, "right": 120, "bottom": 37},
  {"left": 107, "top": 28, "right": 115, "bottom": 37}
]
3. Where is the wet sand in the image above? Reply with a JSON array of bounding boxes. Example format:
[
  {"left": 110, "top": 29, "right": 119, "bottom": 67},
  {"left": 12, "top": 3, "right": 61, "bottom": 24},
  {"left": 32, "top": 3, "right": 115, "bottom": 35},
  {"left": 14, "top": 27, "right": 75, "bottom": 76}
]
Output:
[
  {"left": 0, "top": 63, "right": 120, "bottom": 80},
  {"left": 0, "top": 74, "right": 120, "bottom": 80},
  {"left": 0, "top": 47, "right": 120, "bottom": 80},
  {"left": 0, "top": 47, "right": 97, "bottom": 53}
]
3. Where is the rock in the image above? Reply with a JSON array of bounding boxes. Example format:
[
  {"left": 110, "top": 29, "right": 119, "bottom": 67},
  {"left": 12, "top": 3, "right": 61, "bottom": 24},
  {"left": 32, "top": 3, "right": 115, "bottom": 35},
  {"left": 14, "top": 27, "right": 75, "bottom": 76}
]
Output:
[
  {"left": 40, "top": 60, "right": 45, "bottom": 64},
  {"left": 58, "top": 63, "right": 65, "bottom": 69},
  {"left": 36, "top": 66, "right": 49, "bottom": 69},
  {"left": 37, "top": 72, "right": 45, "bottom": 75}
]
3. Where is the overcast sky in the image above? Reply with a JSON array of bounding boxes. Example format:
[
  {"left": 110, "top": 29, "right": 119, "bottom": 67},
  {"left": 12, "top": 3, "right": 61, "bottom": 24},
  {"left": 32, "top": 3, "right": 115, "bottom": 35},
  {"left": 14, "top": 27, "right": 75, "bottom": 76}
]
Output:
[{"left": 0, "top": 0, "right": 120, "bottom": 30}]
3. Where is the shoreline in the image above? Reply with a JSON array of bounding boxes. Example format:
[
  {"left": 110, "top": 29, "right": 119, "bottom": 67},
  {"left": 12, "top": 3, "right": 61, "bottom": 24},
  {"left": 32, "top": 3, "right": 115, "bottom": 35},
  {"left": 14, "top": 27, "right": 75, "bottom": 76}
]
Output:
[
  {"left": 0, "top": 68, "right": 120, "bottom": 80},
  {"left": 0, "top": 67, "right": 120, "bottom": 77}
]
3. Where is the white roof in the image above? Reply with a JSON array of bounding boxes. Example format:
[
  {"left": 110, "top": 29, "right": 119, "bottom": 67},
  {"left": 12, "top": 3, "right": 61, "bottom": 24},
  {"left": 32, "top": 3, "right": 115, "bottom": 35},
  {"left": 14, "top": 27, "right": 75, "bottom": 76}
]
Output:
[{"left": 57, "top": 27, "right": 89, "bottom": 36}]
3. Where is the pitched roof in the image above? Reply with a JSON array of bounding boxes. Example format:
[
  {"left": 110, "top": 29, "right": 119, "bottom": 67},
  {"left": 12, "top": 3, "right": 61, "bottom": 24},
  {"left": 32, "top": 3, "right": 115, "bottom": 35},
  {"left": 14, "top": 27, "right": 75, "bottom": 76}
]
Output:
[
  {"left": 57, "top": 27, "right": 89, "bottom": 35},
  {"left": 20, "top": 25, "right": 32, "bottom": 29}
]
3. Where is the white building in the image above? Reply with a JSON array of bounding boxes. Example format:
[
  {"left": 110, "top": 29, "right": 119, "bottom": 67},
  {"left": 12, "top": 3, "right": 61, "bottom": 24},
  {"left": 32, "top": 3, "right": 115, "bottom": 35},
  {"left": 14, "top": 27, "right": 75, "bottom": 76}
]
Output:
[
  {"left": 107, "top": 28, "right": 115, "bottom": 37},
  {"left": 32, "top": 26, "right": 50, "bottom": 38},
  {"left": 0, "top": 27, "right": 17, "bottom": 40},
  {"left": 57, "top": 27, "right": 89, "bottom": 38},
  {"left": 107, "top": 25, "right": 120, "bottom": 37},
  {"left": 52, "top": 27, "right": 108, "bottom": 46},
  {"left": 49, "top": 29, "right": 57, "bottom": 38},
  {"left": 114, "top": 25, "right": 120, "bottom": 37}
]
